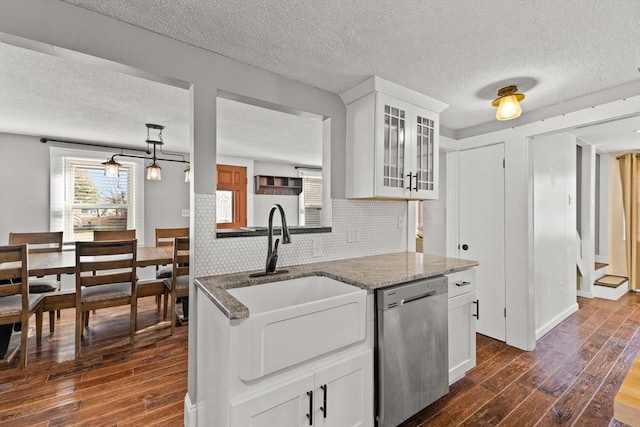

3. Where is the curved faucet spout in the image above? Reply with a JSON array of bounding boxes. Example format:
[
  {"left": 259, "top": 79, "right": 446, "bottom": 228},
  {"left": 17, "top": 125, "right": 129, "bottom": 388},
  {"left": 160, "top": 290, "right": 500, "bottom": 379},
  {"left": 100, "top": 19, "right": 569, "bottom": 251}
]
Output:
[{"left": 266, "top": 204, "right": 291, "bottom": 274}]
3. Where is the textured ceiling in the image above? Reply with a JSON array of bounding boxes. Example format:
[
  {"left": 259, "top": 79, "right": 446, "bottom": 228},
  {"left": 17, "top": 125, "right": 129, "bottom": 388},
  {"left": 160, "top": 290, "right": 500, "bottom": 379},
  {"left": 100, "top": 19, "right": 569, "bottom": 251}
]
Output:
[
  {"left": 60, "top": 0, "right": 640, "bottom": 131},
  {"left": 0, "top": 43, "right": 323, "bottom": 162},
  {"left": 1, "top": 0, "right": 638, "bottom": 157}
]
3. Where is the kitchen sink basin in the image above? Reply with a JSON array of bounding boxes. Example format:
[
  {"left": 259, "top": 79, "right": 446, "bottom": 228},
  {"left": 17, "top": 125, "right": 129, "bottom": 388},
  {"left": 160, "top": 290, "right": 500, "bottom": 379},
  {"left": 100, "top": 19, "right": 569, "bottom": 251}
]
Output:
[{"left": 227, "top": 275, "right": 367, "bottom": 380}]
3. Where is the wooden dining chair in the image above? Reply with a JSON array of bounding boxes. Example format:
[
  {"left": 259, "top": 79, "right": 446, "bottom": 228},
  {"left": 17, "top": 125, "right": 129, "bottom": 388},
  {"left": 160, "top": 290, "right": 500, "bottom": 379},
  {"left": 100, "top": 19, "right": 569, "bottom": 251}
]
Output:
[
  {"left": 152, "top": 228, "right": 189, "bottom": 315},
  {"left": 154, "top": 228, "right": 189, "bottom": 279},
  {"left": 8, "top": 232, "right": 63, "bottom": 333},
  {"left": 163, "top": 237, "right": 189, "bottom": 334},
  {"left": 0, "top": 244, "right": 44, "bottom": 368},
  {"left": 75, "top": 239, "right": 137, "bottom": 357},
  {"left": 93, "top": 229, "right": 136, "bottom": 241}
]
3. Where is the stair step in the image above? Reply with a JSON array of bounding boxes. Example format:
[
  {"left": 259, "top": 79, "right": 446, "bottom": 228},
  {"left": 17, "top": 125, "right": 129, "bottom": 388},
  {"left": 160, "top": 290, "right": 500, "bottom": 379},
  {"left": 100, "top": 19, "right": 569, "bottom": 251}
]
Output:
[
  {"left": 595, "top": 262, "right": 609, "bottom": 270},
  {"left": 594, "top": 275, "right": 628, "bottom": 288}
]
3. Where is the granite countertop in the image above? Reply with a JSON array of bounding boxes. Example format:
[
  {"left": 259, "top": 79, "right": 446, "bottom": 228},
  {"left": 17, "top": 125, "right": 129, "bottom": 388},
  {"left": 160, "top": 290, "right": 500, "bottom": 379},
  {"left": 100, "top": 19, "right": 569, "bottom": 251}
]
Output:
[{"left": 195, "top": 252, "right": 478, "bottom": 320}]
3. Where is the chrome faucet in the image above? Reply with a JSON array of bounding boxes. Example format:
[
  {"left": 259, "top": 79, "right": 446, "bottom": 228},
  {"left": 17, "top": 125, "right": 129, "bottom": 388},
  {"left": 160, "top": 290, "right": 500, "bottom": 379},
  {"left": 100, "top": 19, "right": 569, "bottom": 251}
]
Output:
[{"left": 265, "top": 204, "right": 291, "bottom": 274}]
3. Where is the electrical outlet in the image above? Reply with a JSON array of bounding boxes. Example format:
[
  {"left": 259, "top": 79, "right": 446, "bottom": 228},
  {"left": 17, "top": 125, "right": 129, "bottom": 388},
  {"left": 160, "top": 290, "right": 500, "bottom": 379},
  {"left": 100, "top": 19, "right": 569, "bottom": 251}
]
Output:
[
  {"left": 347, "top": 227, "right": 360, "bottom": 243},
  {"left": 398, "top": 215, "right": 406, "bottom": 229},
  {"left": 312, "top": 238, "right": 323, "bottom": 257},
  {"left": 181, "top": 209, "right": 190, "bottom": 217}
]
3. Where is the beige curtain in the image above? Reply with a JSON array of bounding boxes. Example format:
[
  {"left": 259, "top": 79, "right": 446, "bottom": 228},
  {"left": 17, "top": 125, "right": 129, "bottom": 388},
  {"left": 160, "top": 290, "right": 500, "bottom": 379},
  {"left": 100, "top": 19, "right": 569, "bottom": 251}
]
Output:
[{"left": 618, "top": 152, "right": 639, "bottom": 291}]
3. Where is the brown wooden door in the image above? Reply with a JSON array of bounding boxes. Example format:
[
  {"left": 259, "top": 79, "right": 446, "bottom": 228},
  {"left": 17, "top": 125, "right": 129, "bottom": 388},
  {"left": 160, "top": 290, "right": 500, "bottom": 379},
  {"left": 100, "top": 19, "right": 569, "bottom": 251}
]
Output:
[{"left": 216, "top": 164, "right": 247, "bottom": 229}]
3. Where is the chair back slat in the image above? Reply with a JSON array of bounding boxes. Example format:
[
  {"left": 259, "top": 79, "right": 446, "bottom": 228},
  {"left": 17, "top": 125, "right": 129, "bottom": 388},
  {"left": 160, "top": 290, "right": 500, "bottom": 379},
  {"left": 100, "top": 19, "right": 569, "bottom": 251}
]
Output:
[
  {"left": 0, "top": 283, "right": 22, "bottom": 297},
  {"left": 0, "top": 267, "right": 24, "bottom": 282},
  {"left": 80, "top": 272, "right": 134, "bottom": 287},
  {"left": 9, "top": 232, "right": 63, "bottom": 254},
  {"left": 94, "top": 230, "right": 136, "bottom": 241},
  {"left": 79, "top": 258, "right": 136, "bottom": 273},
  {"left": 155, "top": 228, "right": 189, "bottom": 247},
  {"left": 0, "top": 245, "right": 28, "bottom": 300},
  {"left": 78, "top": 242, "right": 136, "bottom": 257}
]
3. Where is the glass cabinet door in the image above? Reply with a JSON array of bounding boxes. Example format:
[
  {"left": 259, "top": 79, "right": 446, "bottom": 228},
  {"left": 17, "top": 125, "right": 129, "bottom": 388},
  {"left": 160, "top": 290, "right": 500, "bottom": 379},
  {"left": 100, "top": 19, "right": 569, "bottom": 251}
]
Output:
[
  {"left": 415, "top": 113, "right": 435, "bottom": 192},
  {"left": 382, "top": 102, "right": 407, "bottom": 190}
]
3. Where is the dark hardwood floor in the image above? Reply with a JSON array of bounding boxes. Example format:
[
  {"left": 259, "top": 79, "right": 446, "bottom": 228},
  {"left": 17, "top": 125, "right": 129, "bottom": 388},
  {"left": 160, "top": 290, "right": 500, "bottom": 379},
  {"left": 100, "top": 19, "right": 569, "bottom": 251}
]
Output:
[
  {"left": 1, "top": 293, "right": 638, "bottom": 426},
  {"left": 0, "top": 297, "right": 187, "bottom": 426},
  {"left": 402, "top": 292, "right": 640, "bottom": 427}
]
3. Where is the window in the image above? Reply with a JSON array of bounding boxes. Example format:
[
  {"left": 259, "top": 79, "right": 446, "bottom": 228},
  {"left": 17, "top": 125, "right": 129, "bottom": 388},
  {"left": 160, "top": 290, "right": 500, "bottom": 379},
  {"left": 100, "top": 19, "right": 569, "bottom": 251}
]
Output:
[
  {"left": 50, "top": 147, "right": 144, "bottom": 244},
  {"left": 299, "top": 173, "right": 323, "bottom": 226}
]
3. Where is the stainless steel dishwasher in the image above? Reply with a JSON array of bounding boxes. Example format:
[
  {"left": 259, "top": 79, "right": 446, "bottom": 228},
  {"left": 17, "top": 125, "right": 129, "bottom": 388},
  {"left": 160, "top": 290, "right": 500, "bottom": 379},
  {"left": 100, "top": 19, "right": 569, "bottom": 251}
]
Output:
[{"left": 376, "top": 276, "right": 448, "bottom": 427}]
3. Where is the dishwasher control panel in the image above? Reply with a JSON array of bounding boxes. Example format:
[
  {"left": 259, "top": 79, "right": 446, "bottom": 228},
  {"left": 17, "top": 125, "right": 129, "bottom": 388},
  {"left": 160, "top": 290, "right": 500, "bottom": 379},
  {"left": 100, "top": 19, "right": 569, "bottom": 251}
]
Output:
[{"left": 376, "top": 276, "right": 447, "bottom": 311}]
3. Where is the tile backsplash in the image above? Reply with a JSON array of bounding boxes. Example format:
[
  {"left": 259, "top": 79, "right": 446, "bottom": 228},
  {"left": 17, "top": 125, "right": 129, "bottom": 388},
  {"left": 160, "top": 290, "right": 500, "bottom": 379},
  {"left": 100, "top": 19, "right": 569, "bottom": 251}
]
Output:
[{"left": 194, "top": 195, "right": 408, "bottom": 277}]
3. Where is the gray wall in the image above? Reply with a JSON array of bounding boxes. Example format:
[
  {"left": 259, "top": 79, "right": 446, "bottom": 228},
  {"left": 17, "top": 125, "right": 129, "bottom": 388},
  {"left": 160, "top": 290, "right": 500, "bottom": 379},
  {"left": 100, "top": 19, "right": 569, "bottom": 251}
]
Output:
[
  {"left": 0, "top": 132, "right": 189, "bottom": 246},
  {"left": 0, "top": 133, "right": 50, "bottom": 242}
]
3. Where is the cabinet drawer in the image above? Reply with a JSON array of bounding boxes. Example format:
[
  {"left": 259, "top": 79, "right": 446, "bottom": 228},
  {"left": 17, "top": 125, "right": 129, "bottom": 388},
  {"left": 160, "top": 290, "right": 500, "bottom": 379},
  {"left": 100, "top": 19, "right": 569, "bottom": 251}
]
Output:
[{"left": 446, "top": 268, "right": 475, "bottom": 299}]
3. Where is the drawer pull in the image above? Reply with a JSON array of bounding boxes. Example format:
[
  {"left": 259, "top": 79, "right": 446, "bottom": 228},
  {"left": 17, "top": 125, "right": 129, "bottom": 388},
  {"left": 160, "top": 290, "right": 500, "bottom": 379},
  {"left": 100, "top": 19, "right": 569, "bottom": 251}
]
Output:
[{"left": 455, "top": 281, "right": 471, "bottom": 287}]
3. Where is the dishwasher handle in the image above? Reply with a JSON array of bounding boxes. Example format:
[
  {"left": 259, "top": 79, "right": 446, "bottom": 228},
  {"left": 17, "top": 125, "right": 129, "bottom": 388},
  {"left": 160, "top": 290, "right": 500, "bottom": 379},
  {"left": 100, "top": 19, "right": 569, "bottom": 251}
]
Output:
[{"left": 401, "top": 290, "right": 436, "bottom": 305}]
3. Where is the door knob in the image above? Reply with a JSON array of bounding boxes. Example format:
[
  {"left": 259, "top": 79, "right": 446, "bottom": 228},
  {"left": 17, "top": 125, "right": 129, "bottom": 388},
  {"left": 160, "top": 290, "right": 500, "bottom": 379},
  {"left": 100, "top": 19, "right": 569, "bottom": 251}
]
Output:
[{"left": 462, "top": 244, "right": 469, "bottom": 251}]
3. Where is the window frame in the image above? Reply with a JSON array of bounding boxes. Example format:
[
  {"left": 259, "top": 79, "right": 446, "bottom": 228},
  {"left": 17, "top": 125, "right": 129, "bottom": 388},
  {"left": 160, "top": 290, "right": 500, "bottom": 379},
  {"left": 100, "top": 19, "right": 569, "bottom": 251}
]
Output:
[{"left": 50, "top": 147, "right": 145, "bottom": 245}]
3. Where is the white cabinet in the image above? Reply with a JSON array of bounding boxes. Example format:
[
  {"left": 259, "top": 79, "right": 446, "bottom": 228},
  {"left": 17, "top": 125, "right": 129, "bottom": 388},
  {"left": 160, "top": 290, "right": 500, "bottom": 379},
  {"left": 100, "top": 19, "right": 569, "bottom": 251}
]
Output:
[
  {"left": 341, "top": 76, "right": 448, "bottom": 200},
  {"left": 446, "top": 269, "right": 477, "bottom": 384},
  {"left": 230, "top": 350, "right": 374, "bottom": 427}
]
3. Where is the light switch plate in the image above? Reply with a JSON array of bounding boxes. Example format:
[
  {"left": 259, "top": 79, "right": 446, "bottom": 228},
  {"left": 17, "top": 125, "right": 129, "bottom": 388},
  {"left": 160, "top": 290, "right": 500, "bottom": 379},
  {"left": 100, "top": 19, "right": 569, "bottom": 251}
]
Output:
[{"left": 181, "top": 209, "right": 190, "bottom": 217}]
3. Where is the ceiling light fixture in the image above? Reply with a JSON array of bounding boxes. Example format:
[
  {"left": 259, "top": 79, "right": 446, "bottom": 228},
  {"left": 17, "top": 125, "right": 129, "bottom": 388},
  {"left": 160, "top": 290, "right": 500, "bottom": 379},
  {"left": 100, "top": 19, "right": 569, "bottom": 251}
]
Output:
[
  {"left": 492, "top": 85, "right": 525, "bottom": 121},
  {"left": 100, "top": 124, "right": 190, "bottom": 182}
]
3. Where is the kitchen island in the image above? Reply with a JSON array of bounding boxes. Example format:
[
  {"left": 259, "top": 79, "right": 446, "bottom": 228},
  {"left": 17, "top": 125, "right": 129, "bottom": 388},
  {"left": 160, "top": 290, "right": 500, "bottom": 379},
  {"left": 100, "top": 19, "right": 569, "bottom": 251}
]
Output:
[
  {"left": 196, "top": 252, "right": 477, "bottom": 318},
  {"left": 194, "top": 252, "right": 477, "bottom": 427}
]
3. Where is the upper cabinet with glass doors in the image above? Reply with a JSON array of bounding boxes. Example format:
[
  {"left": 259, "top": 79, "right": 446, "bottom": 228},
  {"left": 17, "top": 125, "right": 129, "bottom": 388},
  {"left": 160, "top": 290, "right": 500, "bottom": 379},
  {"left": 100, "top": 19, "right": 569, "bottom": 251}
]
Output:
[{"left": 341, "top": 76, "right": 448, "bottom": 200}]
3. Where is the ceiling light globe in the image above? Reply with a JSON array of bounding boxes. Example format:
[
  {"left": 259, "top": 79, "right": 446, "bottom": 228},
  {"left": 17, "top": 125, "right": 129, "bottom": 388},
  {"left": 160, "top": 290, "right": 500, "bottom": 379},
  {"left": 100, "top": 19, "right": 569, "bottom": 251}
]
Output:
[
  {"left": 102, "top": 158, "right": 120, "bottom": 177},
  {"left": 496, "top": 95, "right": 522, "bottom": 121},
  {"left": 146, "top": 163, "right": 162, "bottom": 180}
]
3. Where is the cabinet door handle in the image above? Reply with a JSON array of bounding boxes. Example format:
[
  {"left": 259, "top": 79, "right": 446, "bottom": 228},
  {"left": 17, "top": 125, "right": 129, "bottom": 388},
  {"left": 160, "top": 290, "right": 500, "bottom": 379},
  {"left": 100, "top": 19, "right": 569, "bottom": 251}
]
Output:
[
  {"left": 406, "top": 173, "right": 413, "bottom": 190},
  {"left": 306, "top": 390, "right": 313, "bottom": 425},
  {"left": 473, "top": 300, "right": 479, "bottom": 319},
  {"left": 455, "top": 281, "right": 471, "bottom": 287},
  {"left": 320, "top": 384, "right": 327, "bottom": 418},
  {"left": 413, "top": 172, "right": 418, "bottom": 191}
]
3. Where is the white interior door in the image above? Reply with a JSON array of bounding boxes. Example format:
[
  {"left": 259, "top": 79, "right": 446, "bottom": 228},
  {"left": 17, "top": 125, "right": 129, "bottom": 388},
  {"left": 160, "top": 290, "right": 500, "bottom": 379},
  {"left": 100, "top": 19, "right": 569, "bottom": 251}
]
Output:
[{"left": 459, "top": 143, "right": 506, "bottom": 341}]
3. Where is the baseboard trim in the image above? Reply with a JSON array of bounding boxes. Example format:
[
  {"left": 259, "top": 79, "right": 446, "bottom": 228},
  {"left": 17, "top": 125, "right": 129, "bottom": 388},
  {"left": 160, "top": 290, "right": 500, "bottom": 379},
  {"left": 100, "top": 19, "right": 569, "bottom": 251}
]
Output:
[
  {"left": 184, "top": 393, "right": 196, "bottom": 427},
  {"left": 577, "top": 290, "right": 594, "bottom": 298},
  {"left": 535, "top": 303, "right": 579, "bottom": 341}
]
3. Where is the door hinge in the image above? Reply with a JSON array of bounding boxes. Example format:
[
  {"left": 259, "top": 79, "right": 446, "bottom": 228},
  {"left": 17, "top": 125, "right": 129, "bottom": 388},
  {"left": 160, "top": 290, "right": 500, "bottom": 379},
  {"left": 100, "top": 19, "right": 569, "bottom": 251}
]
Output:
[
  {"left": 504, "top": 307, "right": 507, "bottom": 317},
  {"left": 502, "top": 158, "right": 505, "bottom": 168}
]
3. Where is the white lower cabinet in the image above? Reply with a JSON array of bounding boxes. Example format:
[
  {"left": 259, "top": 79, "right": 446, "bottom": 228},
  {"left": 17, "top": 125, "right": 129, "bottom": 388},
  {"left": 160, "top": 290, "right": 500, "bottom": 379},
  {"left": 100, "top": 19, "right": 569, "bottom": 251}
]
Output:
[
  {"left": 230, "top": 350, "right": 374, "bottom": 427},
  {"left": 446, "top": 269, "right": 477, "bottom": 385}
]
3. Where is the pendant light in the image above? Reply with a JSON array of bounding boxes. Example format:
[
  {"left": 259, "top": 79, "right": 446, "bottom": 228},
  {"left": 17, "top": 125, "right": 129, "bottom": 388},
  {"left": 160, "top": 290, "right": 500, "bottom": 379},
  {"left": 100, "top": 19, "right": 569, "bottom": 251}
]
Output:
[
  {"left": 102, "top": 156, "right": 121, "bottom": 177},
  {"left": 492, "top": 85, "right": 525, "bottom": 121},
  {"left": 97, "top": 123, "right": 189, "bottom": 181}
]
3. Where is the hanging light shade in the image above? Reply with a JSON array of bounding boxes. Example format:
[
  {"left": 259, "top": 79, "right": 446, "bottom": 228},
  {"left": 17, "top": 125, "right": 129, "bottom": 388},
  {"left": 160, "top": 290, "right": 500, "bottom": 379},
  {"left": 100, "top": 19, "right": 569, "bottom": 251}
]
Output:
[
  {"left": 102, "top": 156, "right": 121, "bottom": 177},
  {"left": 99, "top": 124, "right": 188, "bottom": 181},
  {"left": 492, "top": 85, "right": 525, "bottom": 121},
  {"left": 146, "top": 161, "right": 162, "bottom": 180}
]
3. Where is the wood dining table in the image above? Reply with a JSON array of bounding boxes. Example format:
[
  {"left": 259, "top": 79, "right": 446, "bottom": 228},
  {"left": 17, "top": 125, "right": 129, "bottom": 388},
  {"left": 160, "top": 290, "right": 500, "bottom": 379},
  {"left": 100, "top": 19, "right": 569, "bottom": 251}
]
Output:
[{"left": 28, "top": 245, "right": 174, "bottom": 276}]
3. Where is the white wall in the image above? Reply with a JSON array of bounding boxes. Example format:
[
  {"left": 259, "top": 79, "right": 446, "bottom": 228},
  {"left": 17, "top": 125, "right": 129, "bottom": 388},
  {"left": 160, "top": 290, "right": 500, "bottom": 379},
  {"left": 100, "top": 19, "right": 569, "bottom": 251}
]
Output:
[
  {"left": 0, "top": 132, "right": 189, "bottom": 246},
  {"left": 253, "top": 160, "right": 299, "bottom": 226},
  {"left": 0, "top": 133, "right": 50, "bottom": 242},
  {"left": 532, "top": 133, "right": 578, "bottom": 339},
  {"left": 422, "top": 150, "right": 447, "bottom": 255}
]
